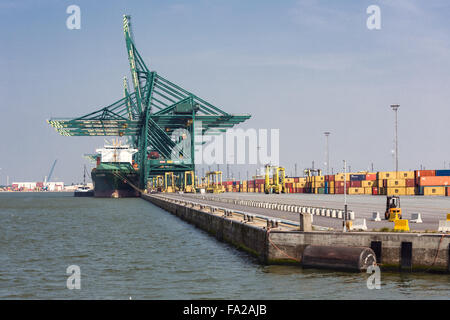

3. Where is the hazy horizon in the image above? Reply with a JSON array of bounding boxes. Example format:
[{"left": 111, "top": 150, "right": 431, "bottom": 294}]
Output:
[{"left": 1, "top": 0, "right": 450, "bottom": 184}]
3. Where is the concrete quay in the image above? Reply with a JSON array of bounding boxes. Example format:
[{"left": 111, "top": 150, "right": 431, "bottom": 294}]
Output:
[{"left": 142, "top": 193, "right": 450, "bottom": 273}]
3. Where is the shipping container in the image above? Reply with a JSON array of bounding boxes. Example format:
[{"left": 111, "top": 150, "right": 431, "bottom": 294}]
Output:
[
  {"left": 447, "top": 187, "right": 450, "bottom": 196},
  {"left": 419, "top": 176, "right": 450, "bottom": 186},
  {"left": 396, "top": 171, "right": 415, "bottom": 179},
  {"left": 350, "top": 174, "right": 366, "bottom": 181},
  {"left": 415, "top": 170, "right": 435, "bottom": 178},
  {"left": 378, "top": 172, "right": 397, "bottom": 180},
  {"left": 387, "top": 187, "right": 406, "bottom": 196},
  {"left": 350, "top": 181, "right": 362, "bottom": 188},
  {"left": 335, "top": 173, "right": 350, "bottom": 182},
  {"left": 365, "top": 173, "right": 377, "bottom": 181},
  {"left": 423, "top": 186, "right": 446, "bottom": 196},
  {"left": 372, "top": 187, "right": 379, "bottom": 195},
  {"left": 435, "top": 170, "right": 450, "bottom": 176},
  {"left": 387, "top": 179, "right": 406, "bottom": 187},
  {"left": 362, "top": 180, "right": 376, "bottom": 188},
  {"left": 349, "top": 187, "right": 364, "bottom": 195},
  {"left": 406, "top": 187, "right": 416, "bottom": 196},
  {"left": 364, "top": 187, "right": 372, "bottom": 195},
  {"left": 405, "top": 179, "right": 415, "bottom": 187}
]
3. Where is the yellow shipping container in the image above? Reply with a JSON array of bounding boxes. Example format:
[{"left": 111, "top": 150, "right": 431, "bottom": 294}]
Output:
[
  {"left": 299, "top": 177, "right": 307, "bottom": 183},
  {"left": 396, "top": 171, "right": 414, "bottom": 179},
  {"left": 349, "top": 187, "right": 364, "bottom": 195},
  {"left": 362, "top": 180, "right": 376, "bottom": 188},
  {"left": 313, "top": 176, "right": 325, "bottom": 182},
  {"left": 387, "top": 187, "right": 406, "bottom": 196},
  {"left": 364, "top": 187, "right": 372, "bottom": 195},
  {"left": 423, "top": 186, "right": 445, "bottom": 196},
  {"left": 329, "top": 187, "right": 335, "bottom": 194},
  {"left": 378, "top": 172, "right": 397, "bottom": 180},
  {"left": 296, "top": 182, "right": 306, "bottom": 188},
  {"left": 387, "top": 179, "right": 406, "bottom": 187},
  {"left": 335, "top": 173, "right": 350, "bottom": 182},
  {"left": 285, "top": 178, "right": 295, "bottom": 183},
  {"left": 406, "top": 187, "right": 416, "bottom": 195},
  {"left": 313, "top": 182, "right": 325, "bottom": 188},
  {"left": 329, "top": 181, "right": 335, "bottom": 188}
]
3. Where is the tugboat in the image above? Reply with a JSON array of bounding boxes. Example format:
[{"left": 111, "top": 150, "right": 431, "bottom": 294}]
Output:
[{"left": 74, "top": 165, "right": 94, "bottom": 197}]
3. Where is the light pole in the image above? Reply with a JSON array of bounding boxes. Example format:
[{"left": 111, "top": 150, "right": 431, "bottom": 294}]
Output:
[
  {"left": 324, "top": 132, "right": 330, "bottom": 175},
  {"left": 391, "top": 104, "right": 400, "bottom": 173},
  {"left": 343, "top": 160, "right": 347, "bottom": 232}
]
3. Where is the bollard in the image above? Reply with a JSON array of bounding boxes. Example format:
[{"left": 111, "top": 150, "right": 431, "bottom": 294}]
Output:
[
  {"left": 350, "top": 219, "right": 368, "bottom": 231},
  {"left": 371, "top": 212, "right": 381, "bottom": 222},
  {"left": 326, "top": 209, "right": 331, "bottom": 217},
  {"left": 337, "top": 210, "right": 343, "bottom": 219},
  {"left": 331, "top": 210, "right": 337, "bottom": 218},
  {"left": 349, "top": 211, "right": 355, "bottom": 220},
  {"left": 410, "top": 213, "right": 422, "bottom": 224},
  {"left": 299, "top": 213, "right": 312, "bottom": 232}
]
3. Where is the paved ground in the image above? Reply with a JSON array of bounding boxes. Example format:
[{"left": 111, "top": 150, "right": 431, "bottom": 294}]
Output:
[{"left": 164, "top": 192, "right": 450, "bottom": 231}]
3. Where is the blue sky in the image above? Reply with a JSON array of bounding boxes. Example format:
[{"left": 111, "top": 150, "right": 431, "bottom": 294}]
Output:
[{"left": 1, "top": 0, "right": 449, "bottom": 183}]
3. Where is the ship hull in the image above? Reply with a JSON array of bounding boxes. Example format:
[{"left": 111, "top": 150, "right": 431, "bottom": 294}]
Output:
[{"left": 91, "top": 164, "right": 140, "bottom": 198}]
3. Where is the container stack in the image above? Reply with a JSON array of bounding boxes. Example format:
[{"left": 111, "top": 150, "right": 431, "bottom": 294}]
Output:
[
  {"left": 417, "top": 170, "right": 450, "bottom": 196},
  {"left": 216, "top": 168, "right": 450, "bottom": 196}
]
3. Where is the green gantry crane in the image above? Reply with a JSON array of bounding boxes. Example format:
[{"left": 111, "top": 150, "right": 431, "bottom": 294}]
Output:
[{"left": 47, "top": 15, "right": 251, "bottom": 190}]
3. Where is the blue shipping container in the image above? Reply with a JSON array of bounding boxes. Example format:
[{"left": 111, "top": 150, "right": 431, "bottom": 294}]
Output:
[
  {"left": 350, "top": 174, "right": 366, "bottom": 181},
  {"left": 435, "top": 170, "right": 450, "bottom": 176}
]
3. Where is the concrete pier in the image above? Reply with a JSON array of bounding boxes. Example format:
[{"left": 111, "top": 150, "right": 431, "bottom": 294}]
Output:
[{"left": 142, "top": 194, "right": 450, "bottom": 273}]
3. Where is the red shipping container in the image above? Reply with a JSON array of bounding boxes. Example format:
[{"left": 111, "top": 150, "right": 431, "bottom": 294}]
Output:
[
  {"left": 255, "top": 179, "right": 265, "bottom": 184},
  {"left": 350, "top": 181, "right": 362, "bottom": 187},
  {"left": 447, "top": 187, "right": 450, "bottom": 196},
  {"left": 419, "top": 176, "right": 450, "bottom": 186},
  {"left": 366, "top": 174, "right": 377, "bottom": 181},
  {"left": 405, "top": 179, "right": 415, "bottom": 187},
  {"left": 336, "top": 181, "right": 351, "bottom": 188},
  {"left": 294, "top": 177, "right": 299, "bottom": 183},
  {"left": 415, "top": 170, "right": 435, "bottom": 184},
  {"left": 372, "top": 187, "right": 378, "bottom": 195},
  {"left": 328, "top": 175, "right": 335, "bottom": 181},
  {"left": 415, "top": 170, "right": 435, "bottom": 178}
]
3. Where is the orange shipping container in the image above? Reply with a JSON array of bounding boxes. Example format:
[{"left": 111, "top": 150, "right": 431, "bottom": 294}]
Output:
[
  {"left": 366, "top": 173, "right": 377, "bottom": 181},
  {"left": 419, "top": 176, "right": 450, "bottom": 186}
]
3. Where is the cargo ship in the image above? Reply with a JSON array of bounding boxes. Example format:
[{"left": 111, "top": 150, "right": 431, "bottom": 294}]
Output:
[{"left": 91, "top": 142, "right": 140, "bottom": 198}]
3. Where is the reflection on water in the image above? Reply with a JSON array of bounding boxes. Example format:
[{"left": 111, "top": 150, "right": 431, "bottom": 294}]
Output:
[{"left": 0, "top": 192, "right": 449, "bottom": 299}]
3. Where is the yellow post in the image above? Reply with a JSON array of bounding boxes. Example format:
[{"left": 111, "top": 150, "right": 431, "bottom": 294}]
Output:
[{"left": 394, "top": 219, "right": 410, "bottom": 231}]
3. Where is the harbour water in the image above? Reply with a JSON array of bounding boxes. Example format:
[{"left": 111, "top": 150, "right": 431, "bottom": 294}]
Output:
[{"left": 1, "top": 193, "right": 449, "bottom": 300}]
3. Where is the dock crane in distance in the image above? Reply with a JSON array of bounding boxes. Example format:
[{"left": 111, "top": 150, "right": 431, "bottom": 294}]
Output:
[
  {"left": 264, "top": 164, "right": 286, "bottom": 194},
  {"left": 205, "top": 171, "right": 225, "bottom": 194},
  {"left": 183, "top": 171, "right": 196, "bottom": 193},
  {"left": 163, "top": 172, "right": 177, "bottom": 193},
  {"left": 303, "top": 168, "right": 322, "bottom": 177},
  {"left": 43, "top": 159, "right": 58, "bottom": 191}
]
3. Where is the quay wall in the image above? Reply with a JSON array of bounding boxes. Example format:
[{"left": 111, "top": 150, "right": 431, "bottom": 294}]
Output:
[{"left": 142, "top": 194, "right": 450, "bottom": 272}]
